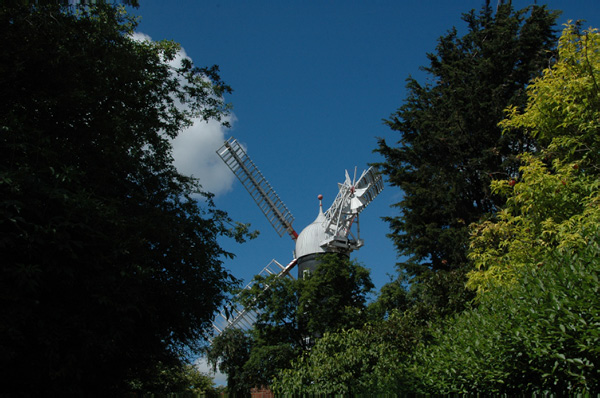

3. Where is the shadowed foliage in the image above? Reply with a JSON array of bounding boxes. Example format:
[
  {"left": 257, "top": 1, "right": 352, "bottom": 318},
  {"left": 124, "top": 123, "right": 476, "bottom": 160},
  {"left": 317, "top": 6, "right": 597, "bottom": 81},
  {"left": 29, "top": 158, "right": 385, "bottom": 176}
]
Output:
[{"left": 0, "top": 3, "right": 242, "bottom": 396}]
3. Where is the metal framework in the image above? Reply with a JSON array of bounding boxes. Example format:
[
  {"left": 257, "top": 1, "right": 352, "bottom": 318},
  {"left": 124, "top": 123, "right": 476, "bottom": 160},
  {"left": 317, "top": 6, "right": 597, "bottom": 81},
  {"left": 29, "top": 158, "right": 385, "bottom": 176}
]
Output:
[
  {"left": 322, "top": 166, "right": 384, "bottom": 252},
  {"left": 217, "top": 137, "right": 297, "bottom": 240}
]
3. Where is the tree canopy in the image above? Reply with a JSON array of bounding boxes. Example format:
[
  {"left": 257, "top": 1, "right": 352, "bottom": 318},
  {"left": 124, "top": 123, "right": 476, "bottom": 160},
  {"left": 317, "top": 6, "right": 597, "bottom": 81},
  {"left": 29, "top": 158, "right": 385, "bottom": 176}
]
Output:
[
  {"left": 468, "top": 22, "right": 600, "bottom": 292},
  {"left": 375, "top": 2, "right": 559, "bottom": 317},
  {"left": 0, "top": 3, "right": 241, "bottom": 395},
  {"left": 207, "top": 254, "right": 373, "bottom": 393}
]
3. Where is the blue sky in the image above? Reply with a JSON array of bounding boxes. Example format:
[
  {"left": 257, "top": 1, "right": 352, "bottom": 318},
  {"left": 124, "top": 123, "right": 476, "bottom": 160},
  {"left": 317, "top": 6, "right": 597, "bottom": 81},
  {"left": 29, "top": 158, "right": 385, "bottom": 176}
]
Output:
[{"left": 131, "top": 0, "right": 600, "bottom": 382}]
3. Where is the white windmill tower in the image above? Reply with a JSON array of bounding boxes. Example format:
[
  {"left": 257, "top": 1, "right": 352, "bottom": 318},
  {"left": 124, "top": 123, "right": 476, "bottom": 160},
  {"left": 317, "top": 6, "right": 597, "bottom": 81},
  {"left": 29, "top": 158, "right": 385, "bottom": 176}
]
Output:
[{"left": 211, "top": 137, "right": 384, "bottom": 336}]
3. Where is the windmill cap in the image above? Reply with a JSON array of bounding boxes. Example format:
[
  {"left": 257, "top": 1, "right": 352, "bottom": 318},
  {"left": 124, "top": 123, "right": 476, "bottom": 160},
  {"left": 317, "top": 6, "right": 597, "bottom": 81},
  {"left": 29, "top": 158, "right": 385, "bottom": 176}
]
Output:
[{"left": 295, "top": 200, "right": 329, "bottom": 259}]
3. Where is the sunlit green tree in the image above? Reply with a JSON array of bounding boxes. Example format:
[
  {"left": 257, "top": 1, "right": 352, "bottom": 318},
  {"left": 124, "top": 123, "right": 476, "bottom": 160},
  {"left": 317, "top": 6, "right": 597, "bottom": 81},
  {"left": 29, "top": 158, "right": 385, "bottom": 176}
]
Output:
[
  {"left": 411, "top": 23, "right": 600, "bottom": 395},
  {"left": 468, "top": 23, "right": 600, "bottom": 292},
  {"left": 272, "top": 309, "right": 425, "bottom": 395}
]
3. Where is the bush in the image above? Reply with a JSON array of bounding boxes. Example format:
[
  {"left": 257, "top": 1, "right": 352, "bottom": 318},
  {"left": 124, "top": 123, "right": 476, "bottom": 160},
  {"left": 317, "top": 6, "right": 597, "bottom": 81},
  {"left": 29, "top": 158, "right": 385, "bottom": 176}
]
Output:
[{"left": 413, "top": 237, "right": 600, "bottom": 394}]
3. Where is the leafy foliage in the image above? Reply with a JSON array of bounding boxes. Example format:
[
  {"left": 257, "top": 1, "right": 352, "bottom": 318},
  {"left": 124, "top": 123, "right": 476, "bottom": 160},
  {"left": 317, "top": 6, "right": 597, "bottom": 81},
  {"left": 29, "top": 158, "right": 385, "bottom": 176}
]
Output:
[
  {"left": 0, "top": 3, "right": 241, "bottom": 395},
  {"left": 414, "top": 242, "right": 600, "bottom": 394},
  {"left": 411, "top": 23, "right": 600, "bottom": 395},
  {"left": 129, "top": 362, "right": 220, "bottom": 397},
  {"left": 375, "top": 2, "right": 559, "bottom": 317},
  {"left": 502, "top": 22, "right": 600, "bottom": 164},
  {"left": 366, "top": 275, "right": 409, "bottom": 320},
  {"left": 273, "top": 327, "right": 397, "bottom": 395},
  {"left": 276, "top": 242, "right": 600, "bottom": 395},
  {"left": 272, "top": 309, "right": 427, "bottom": 395},
  {"left": 206, "top": 328, "right": 253, "bottom": 397},
  {"left": 207, "top": 254, "right": 373, "bottom": 390},
  {"left": 468, "top": 24, "right": 600, "bottom": 292},
  {"left": 298, "top": 254, "right": 374, "bottom": 337}
]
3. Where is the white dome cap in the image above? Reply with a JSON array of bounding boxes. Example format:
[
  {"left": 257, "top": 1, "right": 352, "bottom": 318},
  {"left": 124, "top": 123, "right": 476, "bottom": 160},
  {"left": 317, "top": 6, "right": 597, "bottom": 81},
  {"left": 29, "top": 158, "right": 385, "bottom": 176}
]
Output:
[{"left": 295, "top": 196, "right": 331, "bottom": 259}]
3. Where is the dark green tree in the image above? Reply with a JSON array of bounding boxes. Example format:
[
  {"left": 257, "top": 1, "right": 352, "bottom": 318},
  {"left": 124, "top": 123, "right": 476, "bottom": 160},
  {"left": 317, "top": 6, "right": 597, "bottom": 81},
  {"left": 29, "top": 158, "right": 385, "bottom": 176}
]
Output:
[
  {"left": 207, "top": 254, "right": 374, "bottom": 390},
  {"left": 206, "top": 328, "right": 253, "bottom": 397},
  {"left": 0, "top": 3, "right": 242, "bottom": 396},
  {"left": 367, "top": 276, "right": 409, "bottom": 320},
  {"left": 129, "top": 362, "right": 220, "bottom": 397},
  {"left": 375, "top": 1, "right": 559, "bottom": 318},
  {"left": 298, "top": 254, "right": 373, "bottom": 337}
]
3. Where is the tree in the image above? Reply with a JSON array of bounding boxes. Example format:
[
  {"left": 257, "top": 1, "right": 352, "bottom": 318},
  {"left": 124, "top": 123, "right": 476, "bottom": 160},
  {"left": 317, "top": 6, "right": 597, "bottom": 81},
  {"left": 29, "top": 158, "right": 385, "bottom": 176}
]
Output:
[
  {"left": 298, "top": 253, "right": 374, "bottom": 337},
  {"left": 129, "top": 362, "right": 220, "bottom": 397},
  {"left": 206, "top": 328, "right": 253, "bottom": 397},
  {"left": 207, "top": 254, "right": 374, "bottom": 390},
  {"left": 375, "top": 2, "right": 559, "bottom": 317},
  {"left": 367, "top": 275, "right": 409, "bottom": 320},
  {"left": 272, "top": 309, "right": 427, "bottom": 395},
  {"left": 409, "top": 24, "right": 600, "bottom": 395},
  {"left": 276, "top": 249, "right": 600, "bottom": 395},
  {"left": 468, "top": 23, "right": 600, "bottom": 292},
  {"left": 412, "top": 243, "right": 600, "bottom": 395},
  {"left": 0, "top": 3, "right": 242, "bottom": 395},
  {"left": 273, "top": 327, "right": 398, "bottom": 395}
]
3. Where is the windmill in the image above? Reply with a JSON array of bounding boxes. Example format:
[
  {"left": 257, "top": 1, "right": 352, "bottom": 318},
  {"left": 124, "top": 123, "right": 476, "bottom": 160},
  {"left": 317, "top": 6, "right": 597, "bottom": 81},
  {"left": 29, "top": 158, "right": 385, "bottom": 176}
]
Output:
[{"left": 211, "top": 137, "right": 384, "bottom": 337}]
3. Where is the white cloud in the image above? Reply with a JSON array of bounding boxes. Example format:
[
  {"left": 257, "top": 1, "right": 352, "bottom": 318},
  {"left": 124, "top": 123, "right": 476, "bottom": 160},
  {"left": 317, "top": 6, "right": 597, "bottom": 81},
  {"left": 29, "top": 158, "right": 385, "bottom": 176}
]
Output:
[
  {"left": 131, "top": 31, "right": 236, "bottom": 196},
  {"left": 171, "top": 115, "right": 236, "bottom": 196}
]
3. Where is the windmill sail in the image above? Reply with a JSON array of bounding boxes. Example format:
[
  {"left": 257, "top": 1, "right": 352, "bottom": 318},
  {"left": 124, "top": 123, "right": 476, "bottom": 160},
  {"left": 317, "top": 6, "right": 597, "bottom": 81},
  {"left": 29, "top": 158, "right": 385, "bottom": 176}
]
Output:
[{"left": 217, "top": 137, "right": 297, "bottom": 240}]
